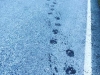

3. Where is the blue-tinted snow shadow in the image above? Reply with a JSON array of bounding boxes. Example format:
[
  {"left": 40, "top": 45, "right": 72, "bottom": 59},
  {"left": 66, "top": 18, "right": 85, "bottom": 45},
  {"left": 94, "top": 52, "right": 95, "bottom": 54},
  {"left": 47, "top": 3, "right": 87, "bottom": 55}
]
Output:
[{"left": 91, "top": 0, "right": 100, "bottom": 74}]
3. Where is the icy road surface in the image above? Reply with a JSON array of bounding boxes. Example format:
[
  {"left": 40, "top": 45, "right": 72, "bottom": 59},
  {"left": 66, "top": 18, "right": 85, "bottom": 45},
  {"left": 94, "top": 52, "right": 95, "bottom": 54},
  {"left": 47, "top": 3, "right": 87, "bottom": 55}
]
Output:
[{"left": 0, "top": 0, "right": 87, "bottom": 75}]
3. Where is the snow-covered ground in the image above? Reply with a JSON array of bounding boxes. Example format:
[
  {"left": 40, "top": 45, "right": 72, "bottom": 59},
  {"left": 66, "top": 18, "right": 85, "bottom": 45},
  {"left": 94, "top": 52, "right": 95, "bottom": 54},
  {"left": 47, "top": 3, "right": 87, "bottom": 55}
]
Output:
[{"left": 0, "top": 0, "right": 87, "bottom": 75}]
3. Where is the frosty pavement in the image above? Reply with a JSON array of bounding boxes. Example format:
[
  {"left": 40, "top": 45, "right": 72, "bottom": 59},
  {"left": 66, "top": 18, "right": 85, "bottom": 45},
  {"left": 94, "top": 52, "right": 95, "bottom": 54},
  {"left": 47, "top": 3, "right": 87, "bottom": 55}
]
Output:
[{"left": 0, "top": 0, "right": 87, "bottom": 75}]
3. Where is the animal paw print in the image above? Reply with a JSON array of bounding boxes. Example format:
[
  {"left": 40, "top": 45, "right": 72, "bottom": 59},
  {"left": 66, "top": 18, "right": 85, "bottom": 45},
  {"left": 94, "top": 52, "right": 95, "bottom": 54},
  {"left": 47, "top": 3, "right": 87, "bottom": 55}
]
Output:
[
  {"left": 52, "top": 29, "right": 58, "bottom": 34},
  {"left": 65, "top": 66, "right": 76, "bottom": 74},
  {"left": 66, "top": 49, "right": 74, "bottom": 57},
  {"left": 50, "top": 39, "right": 57, "bottom": 44}
]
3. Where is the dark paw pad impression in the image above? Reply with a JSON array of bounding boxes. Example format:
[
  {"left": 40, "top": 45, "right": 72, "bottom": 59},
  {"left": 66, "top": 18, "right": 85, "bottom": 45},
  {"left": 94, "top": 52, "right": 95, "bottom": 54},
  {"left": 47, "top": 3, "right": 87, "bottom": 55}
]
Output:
[
  {"left": 50, "top": 39, "right": 57, "bottom": 44},
  {"left": 52, "top": 29, "right": 58, "bottom": 34},
  {"left": 66, "top": 49, "right": 74, "bottom": 57},
  {"left": 55, "top": 23, "right": 61, "bottom": 26},
  {"left": 66, "top": 66, "right": 76, "bottom": 74},
  {"left": 55, "top": 17, "right": 60, "bottom": 20}
]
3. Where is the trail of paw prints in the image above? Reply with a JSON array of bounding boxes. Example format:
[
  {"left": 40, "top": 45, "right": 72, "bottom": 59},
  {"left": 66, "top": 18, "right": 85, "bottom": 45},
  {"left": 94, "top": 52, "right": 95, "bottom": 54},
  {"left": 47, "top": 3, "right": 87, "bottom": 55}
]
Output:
[
  {"left": 63, "top": 49, "right": 76, "bottom": 75},
  {"left": 45, "top": 0, "right": 76, "bottom": 75},
  {"left": 48, "top": 53, "right": 59, "bottom": 75},
  {"left": 45, "top": 0, "right": 61, "bottom": 44},
  {"left": 46, "top": 0, "right": 57, "bottom": 10}
]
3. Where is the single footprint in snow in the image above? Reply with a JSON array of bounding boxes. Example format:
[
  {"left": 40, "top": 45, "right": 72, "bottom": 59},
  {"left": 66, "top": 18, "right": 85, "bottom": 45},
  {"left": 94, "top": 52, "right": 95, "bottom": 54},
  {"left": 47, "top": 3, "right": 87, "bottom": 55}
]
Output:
[
  {"left": 55, "top": 16, "right": 60, "bottom": 20},
  {"left": 65, "top": 66, "right": 76, "bottom": 74},
  {"left": 66, "top": 49, "right": 74, "bottom": 57},
  {"left": 50, "top": 39, "right": 57, "bottom": 44},
  {"left": 52, "top": 29, "right": 58, "bottom": 34},
  {"left": 55, "top": 23, "right": 61, "bottom": 26}
]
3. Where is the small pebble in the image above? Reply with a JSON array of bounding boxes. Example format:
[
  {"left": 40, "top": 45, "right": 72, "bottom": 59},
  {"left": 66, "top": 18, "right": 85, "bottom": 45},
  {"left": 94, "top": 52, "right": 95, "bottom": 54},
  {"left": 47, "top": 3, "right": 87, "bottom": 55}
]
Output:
[{"left": 54, "top": 67, "right": 58, "bottom": 73}]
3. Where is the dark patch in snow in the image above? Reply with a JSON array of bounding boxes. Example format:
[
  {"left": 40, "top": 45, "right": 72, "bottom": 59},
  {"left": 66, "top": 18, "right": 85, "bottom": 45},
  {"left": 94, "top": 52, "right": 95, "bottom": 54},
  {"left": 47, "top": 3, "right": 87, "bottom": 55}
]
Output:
[
  {"left": 54, "top": 67, "right": 58, "bottom": 73},
  {"left": 65, "top": 66, "right": 76, "bottom": 74},
  {"left": 53, "top": 73, "right": 55, "bottom": 75},
  {"left": 52, "top": 29, "right": 58, "bottom": 34},
  {"left": 55, "top": 23, "right": 61, "bottom": 26},
  {"left": 53, "top": 2, "right": 57, "bottom": 4},
  {"left": 55, "top": 17, "right": 60, "bottom": 20},
  {"left": 63, "top": 67, "right": 66, "bottom": 70},
  {"left": 64, "top": 43, "right": 67, "bottom": 45},
  {"left": 48, "top": 12, "right": 53, "bottom": 15},
  {"left": 66, "top": 49, "right": 74, "bottom": 57},
  {"left": 50, "top": 64, "right": 52, "bottom": 67},
  {"left": 50, "top": 39, "right": 57, "bottom": 44},
  {"left": 50, "top": 8, "right": 55, "bottom": 11},
  {"left": 51, "top": 5, "right": 55, "bottom": 7},
  {"left": 48, "top": 54, "right": 52, "bottom": 62}
]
